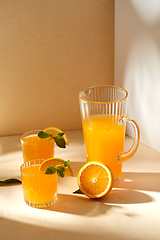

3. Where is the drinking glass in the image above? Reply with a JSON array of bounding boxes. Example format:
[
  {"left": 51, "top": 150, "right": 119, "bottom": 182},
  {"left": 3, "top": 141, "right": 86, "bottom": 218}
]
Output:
[
  {"left": 79, "top": 85, "right": 140, "bottom": 184},
  {"left": 20, "top": 159, "right": 57, "bottom": 208},
  {"left": 20, "top": 130, "right": 54, "bottom": 162}
]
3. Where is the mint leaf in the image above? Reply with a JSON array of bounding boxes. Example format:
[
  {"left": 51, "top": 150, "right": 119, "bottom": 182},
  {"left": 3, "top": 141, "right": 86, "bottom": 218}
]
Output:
[
  {"left": 44, "top": 160, "right": 70, "bottom": 178},
  {"left": 56, "top": 166, "right": 65, "bottom": 178},
  {"left": 64, "top": 160, "right": 70, "bottom": 168},
  {"left": 0, "top": 178, "right": 22, "bottom": 185},
  {"left": 38, "top": 131, "right": 66, "bottom": 148},
  {"left": 38, "top": 131, "right": 52, "bottom": 139},
  {"left": 45, "top": 166, "right": 57, "bottom": 175},
  {"left": 73, "top": 189, "right": 83, "bottom": 194},
  {"left": 53, "top": 136, "right": 66, "bottom": 148},
  {"left": 56, "top": 132, "right": 64, "bottom": 138}
]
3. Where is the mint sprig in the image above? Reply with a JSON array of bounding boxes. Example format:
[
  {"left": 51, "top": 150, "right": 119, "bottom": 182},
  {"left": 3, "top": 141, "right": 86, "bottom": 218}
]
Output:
[
  {"left": 38, "top": 131, "right": 66, "bottom": 148},
  {"left": 45, "top": 160, "right": 70, "bottom": 178}
]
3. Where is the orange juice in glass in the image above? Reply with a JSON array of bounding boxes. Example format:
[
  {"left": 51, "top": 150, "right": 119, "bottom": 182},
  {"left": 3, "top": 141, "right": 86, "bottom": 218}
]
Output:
[
  {"left": 79, "top": 85, "right": 140, "bottom": 184},
  {"left": 20, "top": 130, "right": 54, "bottom": 162},
  {"left": 20, "top": 159, "right": 57, "bottom": 208}
]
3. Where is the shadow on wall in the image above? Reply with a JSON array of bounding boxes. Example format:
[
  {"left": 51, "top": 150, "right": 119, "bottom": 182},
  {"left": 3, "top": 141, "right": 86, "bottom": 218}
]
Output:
[{"left": 120, "top": 0, "right": 160, "bottom": 152}]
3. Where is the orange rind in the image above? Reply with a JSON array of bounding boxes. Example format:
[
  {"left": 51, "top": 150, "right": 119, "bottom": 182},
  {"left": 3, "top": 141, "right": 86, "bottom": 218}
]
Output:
[
  {"left": 39, "top": 157, "right": 73, "bottom": 176},
  {"left": 43, "top": 127, "right": 69, "bottom": 145}
]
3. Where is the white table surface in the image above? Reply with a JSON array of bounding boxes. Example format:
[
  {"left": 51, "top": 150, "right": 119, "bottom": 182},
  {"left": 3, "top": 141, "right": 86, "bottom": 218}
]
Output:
[{"left": 0, "top": 130, "right": 160, "bottom": 240}]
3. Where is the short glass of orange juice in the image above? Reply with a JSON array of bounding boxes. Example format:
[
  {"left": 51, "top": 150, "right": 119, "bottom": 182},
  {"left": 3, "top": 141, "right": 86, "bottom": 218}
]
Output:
[
  {"left": 20, "top": 130, "right": 54, "bottom": 162},
  {"left": 20, "top": 159, "right": 57, "bottom": 208}
]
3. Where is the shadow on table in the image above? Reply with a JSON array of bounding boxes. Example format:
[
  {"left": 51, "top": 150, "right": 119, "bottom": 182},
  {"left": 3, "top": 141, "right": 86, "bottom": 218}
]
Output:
[
  {"left": 45, "top": 193, "right": 122, "bottom": 217},
  {"left": 46, "top": 189, "right": 152, "bottom": 217},
  {"left": 0, "top": 216, "right": 132, "bottom": 240},
  {"left": 115, "top": 172, "right": 160, "bottom": 192},
  {"left": 99, "top": 188, "right": 153, "bottom": 205}
]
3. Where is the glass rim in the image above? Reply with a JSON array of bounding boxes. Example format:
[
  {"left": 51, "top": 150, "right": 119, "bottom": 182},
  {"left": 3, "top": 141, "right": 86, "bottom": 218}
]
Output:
[
  {"left": 20, "top": 130, "right": 42, "bottom": 142},
  {"left": 20, "top": 159, "right": 45, "bottom": 176},
  {"left": 79, "top": 85, "right": 128, "bottom": 104}
]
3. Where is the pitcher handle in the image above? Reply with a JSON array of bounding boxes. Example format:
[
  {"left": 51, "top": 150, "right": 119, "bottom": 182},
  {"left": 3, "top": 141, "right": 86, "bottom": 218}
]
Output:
[{"left": 118, "top": 116, "right": 140, "bottom": 163}]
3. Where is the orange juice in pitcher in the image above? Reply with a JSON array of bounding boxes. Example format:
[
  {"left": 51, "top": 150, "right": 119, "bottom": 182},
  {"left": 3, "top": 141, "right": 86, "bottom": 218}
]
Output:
[{"left": 82, "top": 114, "right": 126, "bottom": 181}]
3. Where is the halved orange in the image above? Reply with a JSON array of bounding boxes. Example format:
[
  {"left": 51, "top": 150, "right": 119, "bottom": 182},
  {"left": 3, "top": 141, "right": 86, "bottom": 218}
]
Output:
[
  {"left": 39, "top": 157, "right": 73, "bottom": 176},
  {"left": 43, "top": 127, "right": 69, "bottom": 145},
  {"left": 77, "top": 161, "right": 113, "bottom": 198}
]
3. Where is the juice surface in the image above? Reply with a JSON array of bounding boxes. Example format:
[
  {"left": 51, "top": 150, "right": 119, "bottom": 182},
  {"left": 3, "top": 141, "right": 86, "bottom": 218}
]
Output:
[
  {"left": 21, "top": 164, "right": 57, "bottom": 205},
  {"left": 82, "top": 114, "right": 126, "bottom": 180},
  {"left": 21, "top": 135, "right": 54, "bottom": 162}
]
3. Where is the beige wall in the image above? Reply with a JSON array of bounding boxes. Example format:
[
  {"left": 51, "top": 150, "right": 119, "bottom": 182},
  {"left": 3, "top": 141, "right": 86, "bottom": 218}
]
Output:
[
  {"left": 0, "top": 0, "right": 114, "bottom": 136},
  {"left": 115, "top": 0, "right": 160, "bottom": 152}
]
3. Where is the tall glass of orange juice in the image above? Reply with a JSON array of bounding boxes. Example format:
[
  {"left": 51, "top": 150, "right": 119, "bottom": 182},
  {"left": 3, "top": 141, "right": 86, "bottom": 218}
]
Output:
[
  {"left": 20, "top": 159, "right": 57, "bottom": 208},
  {"left": 20, "top": 130, "right": 54, "bottom": 162},
  {"left": 79, "top": 85, "right": 140, "bottom": 184}
]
